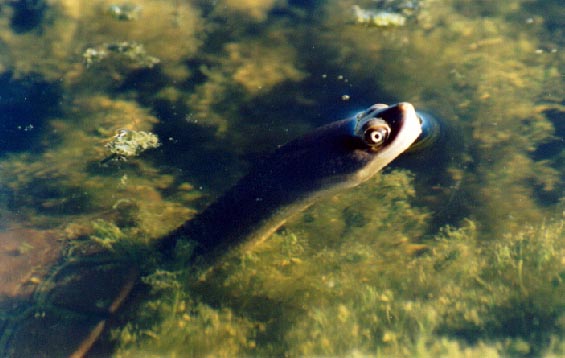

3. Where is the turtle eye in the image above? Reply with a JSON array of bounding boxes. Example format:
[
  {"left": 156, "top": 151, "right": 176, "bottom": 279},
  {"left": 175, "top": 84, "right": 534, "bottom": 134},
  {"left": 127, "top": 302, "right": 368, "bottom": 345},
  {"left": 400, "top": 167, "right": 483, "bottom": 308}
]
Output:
[{"left": 363, "top": 124, "right": 390, "bottom": 148}]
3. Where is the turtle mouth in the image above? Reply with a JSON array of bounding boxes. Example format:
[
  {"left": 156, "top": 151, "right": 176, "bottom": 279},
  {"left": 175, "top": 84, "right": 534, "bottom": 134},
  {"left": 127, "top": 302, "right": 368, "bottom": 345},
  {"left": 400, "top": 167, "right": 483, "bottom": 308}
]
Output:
[
  {"left": 386, "top": 102, "right": 421, "bottom": 153},
  {"left": 379, "top": 102, "right": 414, "bottom": 144},
  {"left": 404, "top": 111, "right": 441, "bottom": 154}
]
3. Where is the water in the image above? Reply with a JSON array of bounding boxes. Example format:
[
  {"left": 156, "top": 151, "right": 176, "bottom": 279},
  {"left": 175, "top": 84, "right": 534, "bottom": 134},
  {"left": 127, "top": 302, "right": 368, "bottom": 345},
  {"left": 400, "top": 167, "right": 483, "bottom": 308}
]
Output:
[{"left": 0, "top": 0, "right": 563, "bottom": 357}]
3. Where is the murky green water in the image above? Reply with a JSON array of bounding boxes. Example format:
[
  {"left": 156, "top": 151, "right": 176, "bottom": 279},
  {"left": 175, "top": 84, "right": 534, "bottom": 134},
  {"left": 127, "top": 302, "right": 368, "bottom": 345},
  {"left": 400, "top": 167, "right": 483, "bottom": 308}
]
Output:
[{"left": 0, "top": 1, "right": 563, "bottom": 357}]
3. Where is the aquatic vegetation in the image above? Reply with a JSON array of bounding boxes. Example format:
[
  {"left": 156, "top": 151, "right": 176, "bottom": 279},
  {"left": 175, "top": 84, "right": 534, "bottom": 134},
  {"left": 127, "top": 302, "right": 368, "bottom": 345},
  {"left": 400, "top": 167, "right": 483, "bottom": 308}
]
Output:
[
  {"left": 115, "top": 299, "right": 258, "bottom": 358},
  {"left": 103, "top": 129, "right": 160, "bottom": 162},
  {"left": 83, "top": 41, "right": 160, "bottom": 69},
  {"left": 114, "top": 170, "right": 564, "bottom": 357},
  {"left": 75, "top": 0, "right": 204, "bottom": 81},
  {"left": 351, "top": 5, "right": 407, "bottom": 27},
  {"left": 186, "top": 34, "right": 306, "bottom": 135},
  {"left": 0, "top": 0, "right": 203, "bottom": 84},
  {"left": 0, "top": 94, "right": 196, "bottom": 235},
  {"left": 225, "top": 41, "right": 306, "bottom": 95},
  {"left": 0, "top": 1, "right": 79, "bottom": 80},
  {"left": 416, "top": 220, "right": 564, "bottom": 355},
  {"left": 107, "top": 4, "right": 142, "bottom": 21},
  {"left": 0, "top": 0, "right": 562, "bottom": 356},
  {"left": 89, "top": 219, "right": 129, "bottom": 251},
  {"left": 219, "top": 0, "right": 280, "bottom": 21}
]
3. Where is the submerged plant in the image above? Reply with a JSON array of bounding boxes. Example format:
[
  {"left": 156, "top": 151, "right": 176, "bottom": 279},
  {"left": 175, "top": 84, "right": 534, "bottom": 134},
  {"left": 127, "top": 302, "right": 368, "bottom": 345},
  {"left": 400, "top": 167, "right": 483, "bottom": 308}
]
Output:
[{"left": 89, "top": 219, "right": 129, "bottom": 251}]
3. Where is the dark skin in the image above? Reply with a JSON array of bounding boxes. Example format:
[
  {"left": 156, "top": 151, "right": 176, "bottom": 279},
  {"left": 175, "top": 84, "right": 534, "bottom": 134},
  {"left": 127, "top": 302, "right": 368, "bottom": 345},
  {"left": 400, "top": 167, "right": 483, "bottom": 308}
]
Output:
[{"left": 160, "top": 102, "right": 422, "bottom": 263}]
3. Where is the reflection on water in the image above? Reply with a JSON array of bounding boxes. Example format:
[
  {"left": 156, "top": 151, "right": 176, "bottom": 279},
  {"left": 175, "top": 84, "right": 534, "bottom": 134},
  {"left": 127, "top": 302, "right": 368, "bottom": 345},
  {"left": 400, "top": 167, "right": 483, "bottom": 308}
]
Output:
[{"left": 0, "top": 0, "right": 563, "bottom": 357}]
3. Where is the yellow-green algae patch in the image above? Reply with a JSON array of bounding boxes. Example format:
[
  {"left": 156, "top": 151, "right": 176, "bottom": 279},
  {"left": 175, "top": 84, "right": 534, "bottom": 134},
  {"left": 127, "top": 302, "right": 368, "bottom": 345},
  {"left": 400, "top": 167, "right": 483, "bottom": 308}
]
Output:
[
  {"left": 115, "top": 172, "right": 563, "bottom": 357},
  {"left": 185, "top": 32, "right": 307, "bottom": 136},
  {"left": 215, "top": 0, "right": 281, "bottom": 22},
  {"left": 76, "top": 0, "right": 203, "bottom": 81},
  {"left": 0, "top": 0, "right": 204, "bottom": 87},
  {"left": 0, "top": 1, "right": 79, "bottom": 80},
  {"left": 0, "top": 95, "right": 199, "bottom": 236}
]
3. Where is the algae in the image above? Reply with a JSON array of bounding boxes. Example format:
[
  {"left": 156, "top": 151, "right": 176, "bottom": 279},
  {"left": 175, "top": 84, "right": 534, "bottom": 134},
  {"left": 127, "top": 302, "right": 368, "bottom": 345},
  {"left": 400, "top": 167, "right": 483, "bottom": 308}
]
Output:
[
  {"left": 83, "top": 41, "right": 160, "bottom": 69},
  {"left": 0, "top": 0, "right": 562, "bottom": 357},
  {"left": 107, "top": 4, "right": 142, "bottom": 21}
]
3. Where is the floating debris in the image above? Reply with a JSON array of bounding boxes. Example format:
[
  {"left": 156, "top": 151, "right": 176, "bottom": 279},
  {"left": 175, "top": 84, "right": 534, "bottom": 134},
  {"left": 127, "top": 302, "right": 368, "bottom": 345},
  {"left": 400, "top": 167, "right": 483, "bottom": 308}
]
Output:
[
  {"left": 107, "top": 4, "right": 142, "bottom": 21},
  {"left": 83, "top": 47, "right": 108, "bottom": 67},
  {"left": 370, "top": 0, "right": 422, "bottom": 16},
  {"left": 102, "top": 129, "right": 160, "bottom": 163},
  {"left": 83, "top": 41, "right": 160, "bottom": 68},
  {"left": 351, "top": 5, "right": 407, "bottom": 27}
]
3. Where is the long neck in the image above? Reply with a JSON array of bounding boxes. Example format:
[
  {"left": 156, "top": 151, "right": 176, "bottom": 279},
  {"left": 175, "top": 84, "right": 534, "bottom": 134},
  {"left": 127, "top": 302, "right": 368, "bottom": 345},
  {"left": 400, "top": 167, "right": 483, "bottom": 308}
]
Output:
[
  {"left": 159, "top": 118, "right": 364, "bottom": 260},
  {"left": 176, "top": 172, "right": 322, "bottom": 256}
]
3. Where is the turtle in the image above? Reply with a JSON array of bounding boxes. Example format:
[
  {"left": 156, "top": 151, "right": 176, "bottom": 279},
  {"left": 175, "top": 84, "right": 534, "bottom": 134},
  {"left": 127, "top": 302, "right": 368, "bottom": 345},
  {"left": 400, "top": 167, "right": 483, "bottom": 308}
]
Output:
[{"left": 1, "top": 102, "right": 428, "bottom": 357}]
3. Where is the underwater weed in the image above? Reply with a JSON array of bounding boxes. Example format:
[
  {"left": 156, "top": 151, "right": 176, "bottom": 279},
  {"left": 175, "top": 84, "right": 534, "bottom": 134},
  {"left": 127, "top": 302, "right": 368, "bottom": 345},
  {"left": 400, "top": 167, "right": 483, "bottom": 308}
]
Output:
[{"left": 426, "top": 219, "right": 565, "bottom": 357}]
